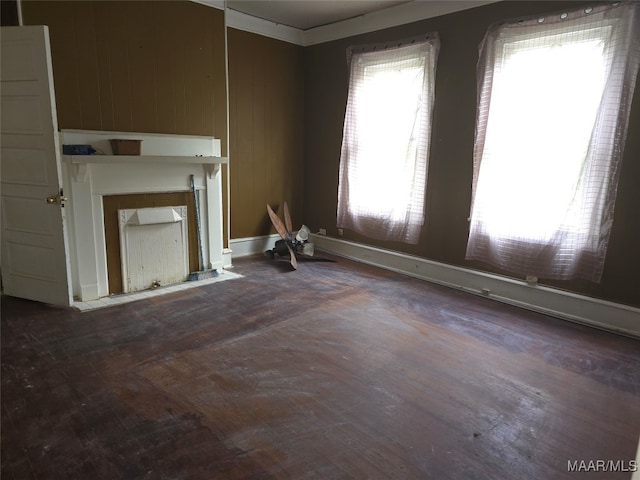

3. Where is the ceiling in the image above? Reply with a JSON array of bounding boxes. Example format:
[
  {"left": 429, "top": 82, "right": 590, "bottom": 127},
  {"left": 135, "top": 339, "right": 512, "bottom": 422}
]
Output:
[
  {"left": 213, "top": 0, "right": 499, "bottom": 45},
  {"left": 226, "top": 0, "right": 414, "bottom": 30}
]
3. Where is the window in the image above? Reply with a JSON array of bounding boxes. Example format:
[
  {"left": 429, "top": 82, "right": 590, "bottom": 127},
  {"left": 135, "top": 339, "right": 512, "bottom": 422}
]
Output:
[
  {"left": 466, "top": 3, "right": 639, "bottom": 282},
  {"left": 337, "top": 36, "right": 439, "bottom": 244}
]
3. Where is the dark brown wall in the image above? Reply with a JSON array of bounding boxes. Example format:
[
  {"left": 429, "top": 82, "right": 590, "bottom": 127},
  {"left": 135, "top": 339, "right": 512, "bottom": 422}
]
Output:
[
  {"left": 303, "top": 1, "right": 640, "bottom": 307},
  {"left": 22, "top": 0, "right": 226, "bottom": 142},
  {"left": 1, "top": 0, "right": 20, "bottom": 25},
  {"left": 228, "top": 28, "right": 305, "bottom": 238}
]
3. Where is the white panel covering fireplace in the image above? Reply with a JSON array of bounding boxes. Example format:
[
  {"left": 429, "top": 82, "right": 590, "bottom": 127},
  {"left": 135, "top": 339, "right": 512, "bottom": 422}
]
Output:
[
  {"left": 119, "top": 206, "right": 189, "bottom": 293},
  {"left": 60, "top": 129, "right": 228, "bottom": 301}
]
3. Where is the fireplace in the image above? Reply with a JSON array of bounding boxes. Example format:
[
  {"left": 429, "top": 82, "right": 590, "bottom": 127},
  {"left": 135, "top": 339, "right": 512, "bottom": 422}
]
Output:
[
  {"left": 61, "top": 130, "right": 227, "bottom": 301},
  {"left": 102, "top": 192, "right": 199, "bottom": 294}
]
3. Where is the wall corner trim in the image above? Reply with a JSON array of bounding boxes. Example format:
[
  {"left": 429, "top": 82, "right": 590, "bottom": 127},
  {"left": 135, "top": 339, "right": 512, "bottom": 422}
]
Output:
[{"left": 310, "top": 234, "right": 640, "bottom": 339}]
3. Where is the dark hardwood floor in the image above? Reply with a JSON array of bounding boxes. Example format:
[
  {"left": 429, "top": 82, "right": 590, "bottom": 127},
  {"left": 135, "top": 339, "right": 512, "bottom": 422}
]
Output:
[{"left": 2, "top": 253, "right": 639, "bottom": 479}]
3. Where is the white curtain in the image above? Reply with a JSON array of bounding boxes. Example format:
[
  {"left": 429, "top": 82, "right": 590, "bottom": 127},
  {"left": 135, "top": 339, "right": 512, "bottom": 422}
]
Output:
[
  {"left": 466, "top": 3, "right": 640, "bottom": 282},
  {"left": 337, "top": 36, "right": 439, "bottom": 244}
]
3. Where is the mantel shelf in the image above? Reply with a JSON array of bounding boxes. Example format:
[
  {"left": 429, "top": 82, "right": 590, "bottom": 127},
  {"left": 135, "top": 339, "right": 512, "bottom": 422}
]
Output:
[
  {"left": 64, "top": 154, "right": 228, "bottom": 182},
  {"left": 63, "top": 155, "right": 228, "bottom": 165}
]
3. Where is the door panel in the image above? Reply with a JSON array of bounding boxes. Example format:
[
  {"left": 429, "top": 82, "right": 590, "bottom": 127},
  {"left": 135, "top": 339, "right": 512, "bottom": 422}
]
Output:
[
  {"left": 1, "top": 147, "right": 50, "bottom": 185},
  {"left": 1, "top": 26, "right": 72, "bottom": 306}
]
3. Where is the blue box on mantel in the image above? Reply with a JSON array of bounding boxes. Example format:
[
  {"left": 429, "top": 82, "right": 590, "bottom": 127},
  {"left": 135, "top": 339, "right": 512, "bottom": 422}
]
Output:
[{"left": 63, "top": 144, "right": 96, "bottom": 155}]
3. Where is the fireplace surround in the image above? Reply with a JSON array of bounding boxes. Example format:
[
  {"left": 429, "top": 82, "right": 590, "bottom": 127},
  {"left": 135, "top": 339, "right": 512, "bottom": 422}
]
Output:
[{"left": 61, "top": 129, "right": 227, "bottom": 301}]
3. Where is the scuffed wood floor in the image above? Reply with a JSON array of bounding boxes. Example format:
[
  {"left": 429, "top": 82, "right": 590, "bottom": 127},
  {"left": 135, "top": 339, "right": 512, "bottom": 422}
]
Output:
[{"left": 2, "top": 253, "right": 639, "bottom": 479}]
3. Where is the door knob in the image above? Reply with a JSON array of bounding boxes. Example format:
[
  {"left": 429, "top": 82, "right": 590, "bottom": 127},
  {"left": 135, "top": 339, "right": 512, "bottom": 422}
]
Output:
[{"left": 46, "top": 190, "right": 67, "bottom": 204}]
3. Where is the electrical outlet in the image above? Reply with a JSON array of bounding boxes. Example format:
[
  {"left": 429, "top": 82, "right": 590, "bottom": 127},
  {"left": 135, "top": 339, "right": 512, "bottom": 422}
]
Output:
[
  {"left": 338, "top": 228, "right": 344, "bottom": 236},
  {"left": 525, "top": 275, "right": 538, "bottom": 285},
  {"left": 318, "top": 228, "right": 327, "bottom": 236}
]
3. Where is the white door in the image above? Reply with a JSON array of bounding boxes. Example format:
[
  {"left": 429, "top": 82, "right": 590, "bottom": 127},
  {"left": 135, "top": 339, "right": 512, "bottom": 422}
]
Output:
[{"left": 1, "top": 26, "right": 72, "bottom": 306}]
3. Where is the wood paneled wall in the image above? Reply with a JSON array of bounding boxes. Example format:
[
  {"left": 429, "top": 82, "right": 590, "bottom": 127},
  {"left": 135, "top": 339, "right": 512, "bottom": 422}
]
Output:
[
  {"left": 22, "top": 1, "right": 227, "bottom": 143},
  {"left": 304, "top": 0, "right": 640, "bottom": 308},
  {"left": 1, "top": 0, "right": 20, "bottom": 26},
  {"left": 228, "top": 28, "right": 305, "bottom": 238}
]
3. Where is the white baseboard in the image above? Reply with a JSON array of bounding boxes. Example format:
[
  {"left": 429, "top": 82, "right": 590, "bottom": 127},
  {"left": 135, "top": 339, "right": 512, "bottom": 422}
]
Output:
[
  {"left": 310, "top": 234, "right": 640, "bottom": 339},
  {"left": 229, "top": 234, "right": 281, "bottom": 259}
]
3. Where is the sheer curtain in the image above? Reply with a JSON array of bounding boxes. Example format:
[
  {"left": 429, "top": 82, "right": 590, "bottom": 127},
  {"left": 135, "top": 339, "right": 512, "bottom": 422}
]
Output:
[
  {"left": 337, "top": 36, "right": 439, "bottom": 244},
  {"left": 466, "top": 3, "right": 640, "bottom": 282}
]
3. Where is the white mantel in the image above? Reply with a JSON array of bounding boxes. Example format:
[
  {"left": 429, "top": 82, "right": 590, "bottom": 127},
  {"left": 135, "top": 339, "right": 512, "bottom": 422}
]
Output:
[{"left": 60, "top": 129, "right": 228, "bottom": 301}]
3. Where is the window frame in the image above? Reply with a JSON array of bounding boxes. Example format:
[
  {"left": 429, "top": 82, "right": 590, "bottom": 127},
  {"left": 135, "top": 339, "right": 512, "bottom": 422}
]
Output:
[{"left": 337, "top": 35, "right": 440, "bottom": 245}]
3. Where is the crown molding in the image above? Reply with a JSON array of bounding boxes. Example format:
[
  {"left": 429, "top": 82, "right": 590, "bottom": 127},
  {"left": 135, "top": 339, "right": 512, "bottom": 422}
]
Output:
[
  {"left": 303, "top": 0, "right": 498, "bottom": 46},
  {"left": 225, "top": 8, "right": 306, "bottom": 45},
  {"left": 191, "top": 0, "right": 225, "bottom": 12},
  {"left": 192, "top": 0, "right": 500, "bottom": 46}
]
